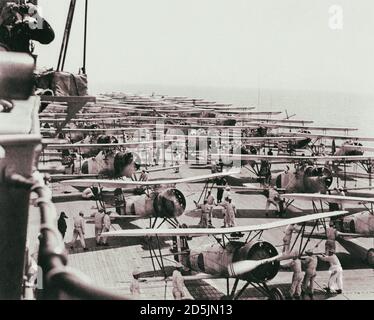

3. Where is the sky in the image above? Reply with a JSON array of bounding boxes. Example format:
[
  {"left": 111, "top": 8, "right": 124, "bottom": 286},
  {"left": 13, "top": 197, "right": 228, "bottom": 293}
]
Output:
[{"left": 35, "top": 0, "right": 374, "bottom": 94}]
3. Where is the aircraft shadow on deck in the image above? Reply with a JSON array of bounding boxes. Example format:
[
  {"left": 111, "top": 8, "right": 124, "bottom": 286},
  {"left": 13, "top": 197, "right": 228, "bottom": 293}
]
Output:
[
  {"left": 184, "top": 279, "right": 335, "bottom": 300},
  {"left": 68, "top": 218, "right": 171, "bottom": 254},
  {"left": 185, "top": 280, "right": 332, "bottom": 300},
  {"left": 185, "top": 208, "right": 306, "bottom": 219},
  {"left": 329, "top": 253, "right": 370, "bottom": 271},
  {"left": 139, "top": 266, "right": 177, "bottom": 279}
]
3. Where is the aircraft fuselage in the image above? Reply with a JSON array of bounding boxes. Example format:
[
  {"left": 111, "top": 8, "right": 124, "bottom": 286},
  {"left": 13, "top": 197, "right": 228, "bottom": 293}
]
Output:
[{"left": 184, "top": 240, "right": 279, "bottom": 284}]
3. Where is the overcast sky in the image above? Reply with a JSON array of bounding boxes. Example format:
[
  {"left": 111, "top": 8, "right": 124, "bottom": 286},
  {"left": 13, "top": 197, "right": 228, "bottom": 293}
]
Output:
[{"left": 36, "top": 0, "right": 374, "bottom": 94}]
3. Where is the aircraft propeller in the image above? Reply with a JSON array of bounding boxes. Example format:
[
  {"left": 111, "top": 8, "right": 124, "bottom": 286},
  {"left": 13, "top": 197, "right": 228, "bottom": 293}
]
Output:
[{"left": 228, "top": 252, "right": 291, "bottom": 277}]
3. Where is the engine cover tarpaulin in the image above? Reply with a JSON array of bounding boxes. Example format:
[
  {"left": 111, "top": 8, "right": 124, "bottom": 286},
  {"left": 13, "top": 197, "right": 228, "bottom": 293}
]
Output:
[{"left": 36, "top": 71, "right": 88, "bottom": 96}]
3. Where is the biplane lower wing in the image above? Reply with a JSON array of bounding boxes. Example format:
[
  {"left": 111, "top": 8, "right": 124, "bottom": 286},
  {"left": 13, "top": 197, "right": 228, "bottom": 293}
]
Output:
[
  {"left": 51, "top": 174, "right": 100, "bottom": 182},
  {"left": 211, "top": 185, "right": 286, "bottom": 195},
  {"left": 52, "top": 193, "right": 86, "bottom": 203},
  {"left": 50, "top": 167, "right": 181, "bottom": 182},
  {"left": 212, "top": 154, "right": 374, "bottom": 162},
  {"left": 282, "top": 193, "right": 374, "bottom": 205},
  {"left": 102, "top": 211, "right": 347, "bottom": 237},
  {"left": 296, "top": 231, "right": 370, "bottom": 240},
  {"left": 60, "top": 171, "right": 239, "bottom": 188},
  {"left": 337, "top": 232, "right": 372, "bottom": 239},
  {"left": 139, "top": 273, "right": 221, "bottom": 283}
]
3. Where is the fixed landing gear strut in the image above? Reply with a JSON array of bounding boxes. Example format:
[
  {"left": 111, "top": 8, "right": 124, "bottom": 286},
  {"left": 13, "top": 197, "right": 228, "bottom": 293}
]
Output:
[{"left": 220, "top": 279, "right": 285, "bottom": 300}]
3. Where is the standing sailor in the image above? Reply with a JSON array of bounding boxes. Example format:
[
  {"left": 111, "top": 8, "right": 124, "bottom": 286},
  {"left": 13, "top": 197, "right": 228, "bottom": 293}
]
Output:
[
  {"left": 139, "top": 170, "right": 149, "bottom": 182},
  {"left": 282, "top": 224, "right": 295, "bottom": 253},
  {"left": 301, "top": 249, "right": 318, "bottom": 300},
  {"left": 130, "top": 269, "right": 141, "bottom": 299},
  {"left": 205, "top": 191, "right": 216, "bottom": 206},
  {"left": 172, "top": 268, "right": 186, "bottom": 300},
  {"left": 282, "top": 255, "right": 303, "bottom": 300},
  {"left": 325, "top": 221, "right": 339, "bottom": 255},
  {"left": 197, "top": 200, "right": 213, "bottom": 228},
  {"left": 319, "top": 251, "right": 344, "bottom": 294},
  {"left": 265, "top": 187, "right": 281, "bottom": 217}
]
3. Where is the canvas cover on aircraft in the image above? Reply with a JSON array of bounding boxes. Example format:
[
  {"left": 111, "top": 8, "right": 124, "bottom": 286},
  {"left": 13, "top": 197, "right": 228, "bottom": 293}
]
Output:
[{"left": 36, "top": 71, "right": 88, "bottom": 96}]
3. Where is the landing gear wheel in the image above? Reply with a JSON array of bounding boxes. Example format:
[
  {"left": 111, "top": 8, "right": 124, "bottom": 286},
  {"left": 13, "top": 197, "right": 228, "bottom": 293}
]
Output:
[
  {"left": 269, "top": 287, "right": 285, "bottom": 300},
  {"left": 220, "top": 295, "right": 232, "bottom": 300}
]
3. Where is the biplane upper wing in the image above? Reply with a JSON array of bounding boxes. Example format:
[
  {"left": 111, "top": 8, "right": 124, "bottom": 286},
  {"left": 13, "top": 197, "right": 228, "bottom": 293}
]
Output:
[
  {"left": 211, "top": 110, "right": 281, "bottom": 115},
  {"left": 282, "top": 193, "right": 374, "bottom": 205},
  {"left": 262, "top": 124, "right": 358, "bottom": 132},
  {"left": 163, "top": 135, "right": 307, "bottom": 143},
  {"left": 45, "top": 140, "right": 174, "bottom": 149},
  {"left": 294, "top": 132, "right": 374, "bottom": 142},
  {"left": 241, "top": 136, "right": 307, "bottom": 142},
  {"left": 102, "top": 211, "right": 347, "bottom": 237},
  {"left": 44, "top": 127, "right": 150, "bottom": 133},
  {"left": 60, "top": 171, "right": 240, "bottom": 188}
]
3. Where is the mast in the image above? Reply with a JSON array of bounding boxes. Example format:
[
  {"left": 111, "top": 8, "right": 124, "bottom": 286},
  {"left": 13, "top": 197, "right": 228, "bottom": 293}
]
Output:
[
  {"left": 82, "top": 0, "right": 88, "bottom": 74},
  {"left": 56, "top": 0, "right": 77, "bottom": 72}
]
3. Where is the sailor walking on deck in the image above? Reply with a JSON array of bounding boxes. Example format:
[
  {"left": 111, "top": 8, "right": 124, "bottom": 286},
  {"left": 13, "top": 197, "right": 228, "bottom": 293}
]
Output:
[
  {"left": 70, "top": 212, "right": 88, "bottom": 251},
  {"left": 94, "top": 209, "right": 105, "bottom": 246},
  {"left": 225, "top": 198, "right": 236, "bottom": 228},
  {"left": 57, "top": 212, "right": 68, "bottom": 240},
  {"left": 100, "top": 211, "right": 111, "bottom": 246}
]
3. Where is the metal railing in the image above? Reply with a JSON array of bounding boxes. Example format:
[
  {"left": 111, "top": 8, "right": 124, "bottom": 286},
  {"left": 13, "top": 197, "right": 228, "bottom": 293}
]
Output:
[{"left": 9, "top": 171, "right": 130, "bottom": 300}]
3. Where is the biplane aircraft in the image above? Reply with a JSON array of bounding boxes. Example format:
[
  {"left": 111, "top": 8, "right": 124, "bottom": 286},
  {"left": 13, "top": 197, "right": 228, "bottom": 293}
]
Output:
[
  {"left": 160, "top": 133, "right": 312, "bottom": 165},
  {"left": 214, "top": 154, "right": 374, "bottom": 194},
  {"left": 292, "top": 132, "right": 374, "bottom": 157},
  {"left": 58, "top": 172, "right": 238, "bottom": 228},
  {"left": 281, "top": 193, "right": 374, "bottom": 267},
  {"left": 101, "top": 210, "right": 347, "bottom": 300},
  {"left": 40, "top": 134, "right": 181, "bottom": 176}
]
